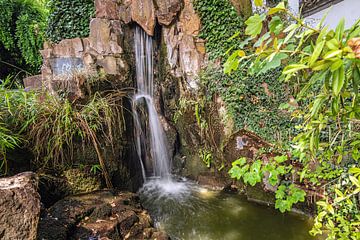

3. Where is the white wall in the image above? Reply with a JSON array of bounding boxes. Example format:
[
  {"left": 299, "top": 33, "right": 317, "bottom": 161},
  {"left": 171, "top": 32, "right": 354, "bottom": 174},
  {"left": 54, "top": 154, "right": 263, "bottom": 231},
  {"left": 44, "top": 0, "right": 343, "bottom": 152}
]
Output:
[{"left": 288, "top": 0, "right": 360, "bottom": 29}]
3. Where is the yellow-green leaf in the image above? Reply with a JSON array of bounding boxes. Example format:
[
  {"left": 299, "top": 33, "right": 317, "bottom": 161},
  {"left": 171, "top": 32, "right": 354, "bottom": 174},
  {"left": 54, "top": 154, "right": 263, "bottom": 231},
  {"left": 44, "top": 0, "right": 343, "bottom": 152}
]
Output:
[
  {"left": 268, "top": 2, "right": 286, "bottom": 15},
  {"left": 330, "top": 59, "right": 343, "bottom": 72},
  {"left": 245, "top": 14, "right": 265, "bottom": 37},
  {"left": 323, "top": 50, "right": 343, "bottom": 59},
  {"left": 283, "top": 64, "right": 308, "bottom": 75},
  {"left": 335, "top": 18, "right": 345, "bottom": 42},
  {"left": 332, "top": 65, "right": 345, "bottom": 95},
  {"left": 326, "top": 38, "right": 339, "bottom": 50},
  {"left": 309, "top": 40, "right": 325, "bottom": 66}
]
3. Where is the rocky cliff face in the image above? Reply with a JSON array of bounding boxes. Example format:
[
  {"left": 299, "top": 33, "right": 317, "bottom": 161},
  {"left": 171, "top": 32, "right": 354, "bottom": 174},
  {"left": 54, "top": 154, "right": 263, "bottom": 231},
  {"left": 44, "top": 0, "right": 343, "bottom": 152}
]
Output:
[{"left": 27, "top": 0, "right": 264, "bottom": 190}]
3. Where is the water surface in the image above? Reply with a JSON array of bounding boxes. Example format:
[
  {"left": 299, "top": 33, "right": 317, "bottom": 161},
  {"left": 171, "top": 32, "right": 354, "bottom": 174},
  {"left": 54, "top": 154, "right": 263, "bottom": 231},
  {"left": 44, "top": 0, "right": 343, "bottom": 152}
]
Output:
[{"left": 139, "top": 178, "right": 314, "bottom": 240}]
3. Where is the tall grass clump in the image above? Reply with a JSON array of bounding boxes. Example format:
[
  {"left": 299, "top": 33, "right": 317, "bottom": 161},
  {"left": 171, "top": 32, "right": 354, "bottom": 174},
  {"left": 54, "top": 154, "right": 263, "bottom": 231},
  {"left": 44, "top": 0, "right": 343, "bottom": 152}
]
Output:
[{"left": 0, "top": 73, "right": 127, "bottom": 188}]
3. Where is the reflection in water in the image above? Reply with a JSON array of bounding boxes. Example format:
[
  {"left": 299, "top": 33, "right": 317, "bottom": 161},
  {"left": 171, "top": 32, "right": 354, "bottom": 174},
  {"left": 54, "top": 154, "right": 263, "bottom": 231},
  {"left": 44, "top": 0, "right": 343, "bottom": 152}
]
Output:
[{"left": 139, "top": 177, "right": 314, "bottom": 240}]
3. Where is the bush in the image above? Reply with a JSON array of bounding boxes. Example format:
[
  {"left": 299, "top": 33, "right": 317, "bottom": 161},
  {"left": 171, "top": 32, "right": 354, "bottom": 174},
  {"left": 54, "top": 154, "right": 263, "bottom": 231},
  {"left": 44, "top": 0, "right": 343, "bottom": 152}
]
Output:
[{"left": 0, "top": 0, "right": 47, "bottom": 77}]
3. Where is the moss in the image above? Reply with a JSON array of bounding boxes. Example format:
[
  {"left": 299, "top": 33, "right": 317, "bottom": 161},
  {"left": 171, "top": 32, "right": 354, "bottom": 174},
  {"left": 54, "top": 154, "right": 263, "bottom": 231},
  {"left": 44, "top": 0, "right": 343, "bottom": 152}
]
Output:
[{"left": 63, "top": 169, "right": 101, "bottom": 194}]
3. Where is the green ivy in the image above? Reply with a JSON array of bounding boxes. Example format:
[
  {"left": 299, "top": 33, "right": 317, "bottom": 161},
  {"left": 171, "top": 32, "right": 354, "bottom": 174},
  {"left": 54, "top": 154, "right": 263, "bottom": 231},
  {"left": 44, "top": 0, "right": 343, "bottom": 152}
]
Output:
[
  {"left": 193, "top": 0, "right": 244, "bottom": 60},
  {"left": 0, "top": 0, "right": 47, "bottom": 74},
  {"left": 201, "top": 65, "right": 295, "bottom": 144},
  {"left": 46, "top": 0, "right": 94, "bottom": 43}
]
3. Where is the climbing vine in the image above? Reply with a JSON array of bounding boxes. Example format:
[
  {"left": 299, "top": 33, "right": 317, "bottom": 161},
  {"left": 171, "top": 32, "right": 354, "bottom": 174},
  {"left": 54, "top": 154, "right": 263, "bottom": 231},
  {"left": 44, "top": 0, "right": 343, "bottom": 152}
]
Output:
[
  {"left": 46, "top": 0, "right": 94, "bottom": 43},
  {"left": 194, "top": 0, "right": 294, "bottom": 144},
  {"left": 201, "top": 65, "right": 295, "bottom": 144},
  {"left": 193, "top": 0, "right": 244, "bottom": 60}
]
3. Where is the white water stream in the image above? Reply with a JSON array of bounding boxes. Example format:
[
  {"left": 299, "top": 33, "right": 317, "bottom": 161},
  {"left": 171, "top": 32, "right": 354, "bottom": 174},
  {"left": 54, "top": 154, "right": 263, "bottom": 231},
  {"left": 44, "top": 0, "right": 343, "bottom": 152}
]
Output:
[{"left": 133, "top": 26, "right": 171, "bottom": 181}]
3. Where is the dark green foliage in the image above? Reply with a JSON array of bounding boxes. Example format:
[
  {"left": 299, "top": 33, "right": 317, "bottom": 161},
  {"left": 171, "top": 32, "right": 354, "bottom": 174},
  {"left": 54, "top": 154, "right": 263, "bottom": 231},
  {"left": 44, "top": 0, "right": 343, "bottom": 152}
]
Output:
[
  {"left": 193, "top": 0, "right": 244, "bottom": 60},
  {"left": 46, "top": 0, "right": 94, "bottom": 43},
  {"left": 202, "top": 65, "right": 294, "bottom": 144},
  {"left": 0, "top": 0, "right": 47, "bottom": 76}
]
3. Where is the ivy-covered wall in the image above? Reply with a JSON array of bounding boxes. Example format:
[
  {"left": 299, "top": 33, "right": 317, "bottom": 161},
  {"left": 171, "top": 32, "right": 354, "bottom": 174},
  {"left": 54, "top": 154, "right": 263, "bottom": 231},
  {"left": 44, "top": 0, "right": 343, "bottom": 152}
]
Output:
[
  {"left": 193, "top": 0, "right": 244, "bottom": 60},
  {"left": 194, "top": 0, "right": 294, "bottom": 144},
  {"left": 46, "top": 0, "right": 94, "bottom": 43}
]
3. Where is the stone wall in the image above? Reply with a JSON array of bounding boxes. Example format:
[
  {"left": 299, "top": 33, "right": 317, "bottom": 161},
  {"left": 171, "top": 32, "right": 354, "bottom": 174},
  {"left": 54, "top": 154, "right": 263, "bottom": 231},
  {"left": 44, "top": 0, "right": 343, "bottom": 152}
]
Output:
[{"left": 25, "top": 0, "right": 206, "bottom": 93}]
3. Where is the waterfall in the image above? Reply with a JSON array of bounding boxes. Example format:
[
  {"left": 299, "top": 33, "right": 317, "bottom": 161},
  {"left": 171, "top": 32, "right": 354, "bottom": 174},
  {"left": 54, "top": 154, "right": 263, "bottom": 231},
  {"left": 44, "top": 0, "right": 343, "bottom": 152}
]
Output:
[{"left": 133, "top": 26, "right": 171, "bottom": 181}]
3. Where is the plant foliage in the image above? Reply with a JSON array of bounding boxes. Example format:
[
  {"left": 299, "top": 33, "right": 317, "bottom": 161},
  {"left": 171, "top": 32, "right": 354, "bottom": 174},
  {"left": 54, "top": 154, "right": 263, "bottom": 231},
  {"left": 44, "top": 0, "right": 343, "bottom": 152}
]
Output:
[
  {"left": 46, "top": 0, "right": 94, "bottom": 43},
  {"left": 0, "top": 0, "right": 47, "bottom": 76},
  {"left": 226, "top": 1, "right": 360, "bottom": 239}
]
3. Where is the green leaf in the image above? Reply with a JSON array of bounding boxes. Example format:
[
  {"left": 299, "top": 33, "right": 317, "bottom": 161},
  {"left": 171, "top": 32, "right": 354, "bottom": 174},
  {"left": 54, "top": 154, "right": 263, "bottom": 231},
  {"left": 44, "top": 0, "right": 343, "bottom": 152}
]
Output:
[
  {"left": 326, "top": 38, "right": 339, "bottom": 50},
  {"left": 323, "top": 50, "right": 342, "bottom": 60},
  {"left": 232, "top": 157, "right": 247, "bottom": 167},
  {"left": 332, "top": 65, "right": 345, "bottom": 95},
  {"left": 330, "top": 59, "right": 343, "bottom": 72},
  {"left": 353, "top": 65, "right": 360, "bottom": 94},
  {"left": 269, "top": 16, "right": 284, "bottom": 35},
  {"left": 245, "top": 14, "right": 265, "bottom": 37},
  {"left": 309, "top": 40, "right": 325, "bottom": 66},
  {"left": 259, "top": 53, "right": 288, "bottom": 74},
  {"left": 274, "top": 155, "right": 287, "bottom": 163},
  {"left": 283, "top": 64, "right": 308, "bottom": 75},
  {"left": 335, "top": 18, "right": 345, "bottom": 42},
  {"left": 268, "top": 2, "right": 286, "bottom": 15},
  {"left": 224, "top": 50, "right": 242, "bottom": 74}
]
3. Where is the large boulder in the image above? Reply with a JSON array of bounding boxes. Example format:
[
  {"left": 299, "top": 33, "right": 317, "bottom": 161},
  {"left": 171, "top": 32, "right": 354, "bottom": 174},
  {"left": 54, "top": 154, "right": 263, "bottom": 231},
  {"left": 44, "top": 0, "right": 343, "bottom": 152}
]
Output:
[{"left": 0, "top": 172, "right": 40, "bottom": 240}]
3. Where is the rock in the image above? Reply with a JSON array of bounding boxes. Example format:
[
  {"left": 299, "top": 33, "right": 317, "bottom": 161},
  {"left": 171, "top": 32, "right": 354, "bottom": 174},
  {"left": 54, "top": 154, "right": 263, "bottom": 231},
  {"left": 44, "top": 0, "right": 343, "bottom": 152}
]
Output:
[
  {"left": 0, "top": 172, "right": 40, "bottom": 240},
  {"left": 23, "top": 75, "right": 43, "bottom": 90},
  {"left": 89, "top": 18, "right": 111, "bottom": 54},
  {"left": 38, "top": 191, "right": 168, "bottom": 240},
  {"left": 95, "top": 0, "right": 119, "bottom": 20},
  {"left": 119, "top": 0, "right": 132, "bottom": 24},
  {"left": 223, "top": 130, "right": 270, "bottom": 162},
  {"left": 52, "top": 38, "right": 84, "bottom": 58},
  {"left": 131, "top": 0, "right": 156, "bottom": 36},
  {"left": 178, "top": 0, "right": 201, "bottom": 36},
  {"left": 154, "top": 0, "right": 182, "bottom": 26},
  {"left": 97, "top": 56, "right": 118, "bottom": 75}
]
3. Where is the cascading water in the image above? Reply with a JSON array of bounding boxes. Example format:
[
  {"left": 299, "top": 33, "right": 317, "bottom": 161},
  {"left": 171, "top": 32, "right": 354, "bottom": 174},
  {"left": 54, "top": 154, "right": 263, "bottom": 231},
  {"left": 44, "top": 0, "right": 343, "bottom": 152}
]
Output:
[
  {"left": 133, "top": 26, "right": 171, "bottom": 180},
  {"left": 133, "top": 26, "right": 314, "bottom": 240}
]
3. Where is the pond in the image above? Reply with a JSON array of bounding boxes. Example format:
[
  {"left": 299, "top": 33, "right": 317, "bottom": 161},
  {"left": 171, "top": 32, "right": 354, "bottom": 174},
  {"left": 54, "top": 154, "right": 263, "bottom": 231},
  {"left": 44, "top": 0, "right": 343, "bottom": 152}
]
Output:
[{"left": 139, "top": 177, "right": 315, "bottom": 240}]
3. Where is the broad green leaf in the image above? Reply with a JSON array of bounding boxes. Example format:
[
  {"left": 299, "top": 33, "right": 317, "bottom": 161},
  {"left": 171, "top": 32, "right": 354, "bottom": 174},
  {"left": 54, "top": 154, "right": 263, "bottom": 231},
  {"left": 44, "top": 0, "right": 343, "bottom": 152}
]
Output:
[
  {"left": 283, "top": 64, "right": 308, "bottom": 75},
  {"left": 245, "top": 14, "right": 265, "bottom": 37},
  {"left": 311, "top": 96, "right": 326, "bottom": 117},
  {"left": 269, "top": 16, "right": 284, "bottom": 35},
  {"left": 268, "top": 2, "right": 286, "bottom": 15},
  {"left": 232, "top": 157, "right": 247, "bottom": 167},
  {"left": 274, "top": 155, "right": 287, "bottom": 163},
  {"left": 326, "top": 38, "right": 339, "bottom": 50},
  {"left": 259, "top": 53, "right": 288, "bottom": 74},
  {"left": 323, "top": 50, "right": 342, "bottom": 60},
  {"left": 332, "top": 65, "right": 345, "bottom": 95},
  {"left": 349, "top": 176, "right": 360, "bottom": 188},
  {"left": 330, "top": 59, "right": 343, "bottom": 72},
  {"left": 224, "top": 50, "right": 243, "bottom": 74},
  {"left": 309, "top": 40, "right": 325, "bottom": 66}
]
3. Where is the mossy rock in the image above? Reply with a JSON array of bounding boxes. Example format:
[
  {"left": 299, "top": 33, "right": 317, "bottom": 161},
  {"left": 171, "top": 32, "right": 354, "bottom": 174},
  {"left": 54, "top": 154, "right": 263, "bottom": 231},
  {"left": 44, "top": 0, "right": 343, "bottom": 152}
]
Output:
[{"left": 63, "top": 169, "right": 101, "bottom": 195}]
